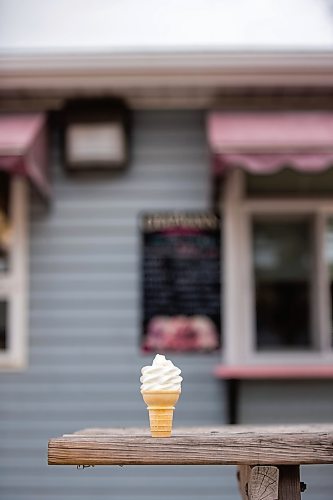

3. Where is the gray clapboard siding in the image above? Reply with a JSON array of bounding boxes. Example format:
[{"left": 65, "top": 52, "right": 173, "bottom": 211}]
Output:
[
  {"left": 0, "top": 110, "right": 229, "bottom": 500},
  {"left": 240, "top": 381, "right": 333, "bottom": 423},
  {"left": 0, "top": 110, "right": 333, "bottom": 499}
]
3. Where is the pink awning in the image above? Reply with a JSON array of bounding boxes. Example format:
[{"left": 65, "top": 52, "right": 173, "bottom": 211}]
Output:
[
  {"left": 207, "top": 112, "right": 333, "bottom": 175},
  {"left": 0, "top": 114, "right": 50, "bottom": 200}
]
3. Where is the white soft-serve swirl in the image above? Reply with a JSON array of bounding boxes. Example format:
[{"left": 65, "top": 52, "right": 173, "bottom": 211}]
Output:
[{"left": 140, "top": 354, "right": 182, "bottom": 392}]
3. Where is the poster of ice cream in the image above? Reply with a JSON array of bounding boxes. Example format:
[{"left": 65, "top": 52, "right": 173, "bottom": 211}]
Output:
[{"left": 141, "top": 213, "right": 221, "bottom": 352}]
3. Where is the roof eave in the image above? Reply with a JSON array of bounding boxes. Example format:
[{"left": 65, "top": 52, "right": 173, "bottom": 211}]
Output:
[{"left": 1, "top": 51, "right": 333, "bottom": 90}]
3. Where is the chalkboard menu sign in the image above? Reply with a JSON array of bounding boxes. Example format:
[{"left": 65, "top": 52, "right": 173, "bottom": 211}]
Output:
[{"left": 141, "top": 213, "right": 221, "bottom": 352}]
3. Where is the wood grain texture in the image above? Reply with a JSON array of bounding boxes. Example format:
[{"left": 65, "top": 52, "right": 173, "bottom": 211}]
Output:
[
  {"left": 249, "top": 466, "right": 279, "bottom": 500},
  {"left": 48, "top": 424, "right": 333, "bottom": 466},
  {"left": 278, "top": 466, "right": 300, "bottom": 500},
  {"left": 238, "top": 465, "right": 251, "bottom": 499},
  {"left": 238, "top": 466, "right": 279, "bottom": 500}
]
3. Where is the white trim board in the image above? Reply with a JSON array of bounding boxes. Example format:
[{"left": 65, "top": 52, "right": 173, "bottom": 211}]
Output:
[{"left": 1, "top": 52, "right": 333, "bottom": 95}]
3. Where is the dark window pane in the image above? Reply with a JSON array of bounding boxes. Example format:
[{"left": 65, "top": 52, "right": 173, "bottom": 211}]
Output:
[
  {"left": 0, "top": 301, "right": 7, "bottom": 350},
  {"left": 253, "top": 218, "right": 312, "bottom": 350},
  {"left": 246, "top": 169, "right": 333, "bottom": 198},
  {"left": 0, "top": 172, "right": 10, "bottom": 272},
  {"left": 325, "top": 218, "right": 333, "bottom": 346}
]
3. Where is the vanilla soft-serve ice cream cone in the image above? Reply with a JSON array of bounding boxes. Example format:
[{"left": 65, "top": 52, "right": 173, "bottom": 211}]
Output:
[{"left": 140, "top": 354, "right": 182, "bottom": 437}]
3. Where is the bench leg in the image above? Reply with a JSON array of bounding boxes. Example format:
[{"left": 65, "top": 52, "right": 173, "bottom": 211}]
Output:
[
  {"left": 237, "top": 465, "right": 251, "bottom": 499},
  {"left": 238, "top": 465, "right": 279, "bottom": 499},
  {"left": 278, "top": 465, "right": 301, "bottom": 500},
  {"left": 237, "top": 465, "right": 301, "bottom": 499}
]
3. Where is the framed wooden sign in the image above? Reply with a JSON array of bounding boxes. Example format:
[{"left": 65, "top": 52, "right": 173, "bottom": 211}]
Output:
[
  {"left": 141, "top": 212, "right": 221, "bottom": 352},
  {"left": 62, "top": 98, "right": 130, "bottom": 171}
]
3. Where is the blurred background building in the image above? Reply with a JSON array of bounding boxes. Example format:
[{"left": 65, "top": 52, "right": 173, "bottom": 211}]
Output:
[{"left": 0, "top": 1, "right": 333, "bottom": 499}]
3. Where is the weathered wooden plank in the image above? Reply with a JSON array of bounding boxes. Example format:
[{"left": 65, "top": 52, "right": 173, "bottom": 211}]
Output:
[
  {"left": 278, "top": 466, "right": 301, "bottom": 500},
  {"left": 70, "top": 424, "right": 333, "bottom": 435},
  {"left": 48, "top": 424, "right": 333, "bottom": 466}
]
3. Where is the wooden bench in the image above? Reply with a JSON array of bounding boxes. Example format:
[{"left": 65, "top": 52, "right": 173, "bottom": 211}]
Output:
[{"left": 48, "top": 424, "right": 333, "bottom": 499}]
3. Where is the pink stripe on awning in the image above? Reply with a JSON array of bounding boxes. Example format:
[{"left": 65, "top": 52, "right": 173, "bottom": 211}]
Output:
[
  {"left": 0, "top": 114, "right": 50, "bottom": 200},
  {"left": 208, "top": 112, "right": 333, "bottom": 175}
]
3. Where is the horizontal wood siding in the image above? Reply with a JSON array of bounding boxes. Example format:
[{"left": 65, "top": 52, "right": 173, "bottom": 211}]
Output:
[
  {"left": 240, "top": 381, "right": 333, "bottom": 424},
  {"left": 0, "top": 111, "right": 332, "bottom": 498},
  {"left": 0, "top": 111, "right": 229, "bottom": 500}
]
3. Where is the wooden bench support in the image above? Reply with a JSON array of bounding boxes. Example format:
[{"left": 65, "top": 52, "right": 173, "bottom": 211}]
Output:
[
  {"left": 238, "top": 465, "right": 251, "bottom": 499},
  {"left": 278, "top": 465, "right": 300, "bottom": 500},
  {"left": 238, "top": 465, "right": 300, "bottom": 500}
]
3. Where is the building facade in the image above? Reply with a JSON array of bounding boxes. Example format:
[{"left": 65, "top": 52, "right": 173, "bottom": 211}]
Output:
[{"left": 1, "top": 2, "right": 333, "bottom": 498}]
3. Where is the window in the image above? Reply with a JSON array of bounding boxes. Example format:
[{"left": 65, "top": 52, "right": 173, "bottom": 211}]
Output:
[
  {"left": 0, "top": 173, "right": 10, "bottom": 272},
  {"left": 0, "top": 301, "right": 7, "bottom": 350},
  {"left": 0, "top": 174, "right": 28, "bottom": 370},
  {"left": 246, "top": 169, "right": 333, "bottom": 198},
  {"left": 325, "top": 217, "right": 333, "bottom": 348},
  {"left": 252, "top": 217, "right": 312, "bottom": 350},
  {"left": 223, "top": 170, "right": 333, "bottom": 365}
]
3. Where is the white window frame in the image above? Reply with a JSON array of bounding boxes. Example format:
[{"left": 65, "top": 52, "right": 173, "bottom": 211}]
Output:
[
  {"left": 222, "top": 169, "right": 333, "bottom": 366},
  {"left": 0, "top": 177, "right": 28, "bottom": 370}
]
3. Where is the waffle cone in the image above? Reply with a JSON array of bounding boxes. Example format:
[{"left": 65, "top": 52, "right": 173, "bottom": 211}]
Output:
[{"left": 141, "top": 391, "right": 180, "bottom": 438}]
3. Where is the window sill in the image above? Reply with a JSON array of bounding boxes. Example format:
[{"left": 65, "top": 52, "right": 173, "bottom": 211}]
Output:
[{"left": 214, "top": 364, "right": 333, "bottom": 380}]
